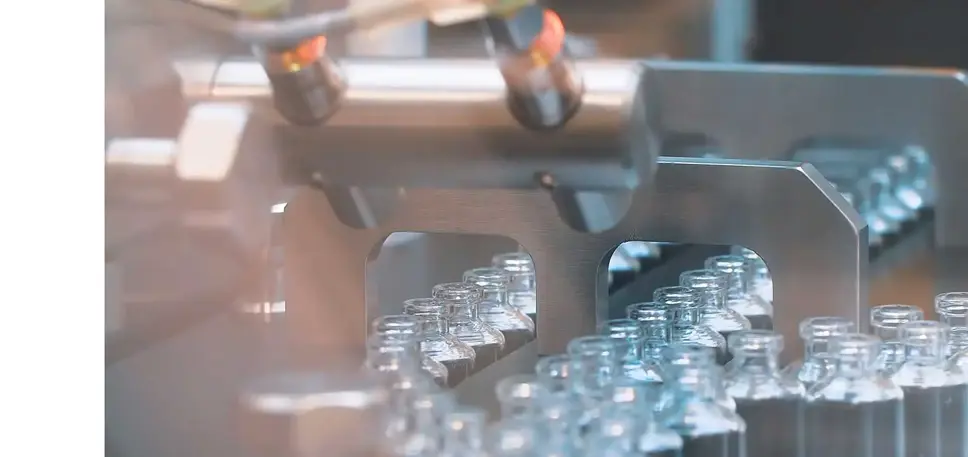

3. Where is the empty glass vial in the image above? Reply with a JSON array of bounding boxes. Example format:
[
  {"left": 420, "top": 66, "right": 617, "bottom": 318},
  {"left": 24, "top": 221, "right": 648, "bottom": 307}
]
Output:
[
  {"left": 599, "top": 318, "right": 652, "bottom": 383},
  {"left": 583, "top": 412, "right": 643, "bottom": 457},
  {"left": 724, "top": 331, "right": 803, "bottom": 457},
  {"left": 730, "top": 246, "right": 773, "bottom": 305},
  {"left": 433, "top": 282, "right": 506, "bottom": 368},
  {"left": 568, "top": 335, "right": 623, "bottom": 431},
  {"left": 705, "top": 255, "right": 774, "bottom": 330},
  {"left": 626, "top": 303, "right": 671, "bottom": 384},
  {"left": 367, "top": 315, "right": 445, "bottom": 389},
  {"left": 679, "top": 269, "right": 751, "bottom": 348},
  {"left": 871, "top": 304, "right": 925, "bottom": 376},
  {"left": 538, "top": 384, "right": 584, "bottom": 457},
  {"left": 891, "top": 321, "right": 968, "bottom": 457},
  {"left": 801, "top": 333, "right": 904, "bottom": 457},
  {"left": 661, "top": 345, "right": 735, "bottom": 413},
  {"left": 496, "top": 374, "right": 548, "bottom": 421},
  {"left": 464, "top": 267, "right": 536, "bottom": 354},
  {"left": 654, "top": 286, "right": 729, "bottom": 365},
  {"left": 603, "top": 382, "right": 683, "bottom": 456},
  {"left": 782, "top": 316, "right": 856, "bottom": 390},
  {"left": 403, "top": 298, "right": 476, "bottom": 386},
  {"left": 389, "top": 391, "right": 456, "bottom": 457},
  {"left": 440, "top": 406, "right": 489, "bottom": 457},
  {"left": 937, "top": 292, "right": 968, "bottom": 356},
  {"left": 536, "top": 354, "right": 574, "bottom": 394},
  {"left": 488, "top": 421, "right": 538, "bottom": 457},
  {"left": 492, "top": 252, "right": 538, "bottom": 321},
  {"left": 659, "top": 346, "right": 747, "bottom": 457}
]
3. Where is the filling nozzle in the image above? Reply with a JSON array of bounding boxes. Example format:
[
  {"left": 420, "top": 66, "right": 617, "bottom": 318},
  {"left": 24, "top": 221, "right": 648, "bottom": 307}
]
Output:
[{"left": 481, "top": 4, "right": 584, "bottom": 129}]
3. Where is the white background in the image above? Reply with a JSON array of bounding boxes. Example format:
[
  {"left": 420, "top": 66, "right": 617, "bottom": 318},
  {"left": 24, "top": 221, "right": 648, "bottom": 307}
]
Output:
[{"left": 3, "top": 2, "right": 102, "bottom": 454}]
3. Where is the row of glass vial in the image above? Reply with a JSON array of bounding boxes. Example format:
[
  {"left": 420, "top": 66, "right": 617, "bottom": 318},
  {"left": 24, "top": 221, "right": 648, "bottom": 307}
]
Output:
[
  {"left": 810, "top": 145, "right": 935, "bottom": 247},
  {"left": 368, "top": 251, "right": 538, "bottom": 387}
]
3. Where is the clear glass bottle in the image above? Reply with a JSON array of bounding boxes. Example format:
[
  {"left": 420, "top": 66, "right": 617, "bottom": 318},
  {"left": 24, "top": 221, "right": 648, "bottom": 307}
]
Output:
[
  {"left": 730, "top": 246, "right": 773, "bottom": 305},
  {"left": 403, "top": 298, "right": 476, "bottom": 386},
  {"left": 536, "top": 354, "right": 574, "bottom": 394},
  {"left": 492, "top": 252, "right": 537, "bottom": 321},
  {"left": 440, "top": 406, "right": 490, "bottom": 457},
  {"left": 433, "top": 282, "right": 506, "bottom": 368},
  {"left": 891, "top": 321, "right": 968, "bottom": 457},
  {"left": 464, "top": 267, "right": 535, "bottom": 354},
  {"left": 538, "top": 383, "right": 583, "bottom": 457},
  {"left": 658, "top": 346, "right": 747, "bottom": 457},
  {"left": 724, "top": 331, "right": 803, "bottom": 457},
  {"left": 567, "top": 335, "right": 622, "bottom": 431},
  {"left": 367, "top": 314, "right": 447, "bottom": 389},
  {"left": 626, "top": 302, "right": 670, "bottom": 385},
  {"left": 389, "top": 390, "right": 456, "bottom": 457},
  {"left": 937, "top": 292, "right": 968, "bottom": 356},
  {"left": 496, "top": 374, "right": 548, "bottom": 421},
  {"left": 870, "top": 304, "right": 924, "bottom": 376},
  {"left": 679, "top": 269, "right": 751, "bottom": 347},
  {"left": 599, "top": 318, "right": 652, "bottom": 383},
  {"left": 782, "top": 316, "right": 856, "bottom": 390},
  {"left": 660, "top": 345, "right": 735, "bottom": 413},
  {"left": 654, "top": 286, "right": 729, "bottom": 365},
  {"left": 704, "top": 255, "right": 774, "bottom": 330},
  {"left": 801, "top": 333, "right": 904, "bottom": 457},
  {"left": 603, "top": 382, "right": 683, "bottom": 457}
]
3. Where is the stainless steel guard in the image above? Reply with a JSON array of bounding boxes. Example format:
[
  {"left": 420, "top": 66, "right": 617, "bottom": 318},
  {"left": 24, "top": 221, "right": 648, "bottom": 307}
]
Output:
[
  {"left": 283, "top": 157, "right": 867, "bottom": 363},
  {"left": 642, "top": 61, "right": 968, "bottom": 247}
]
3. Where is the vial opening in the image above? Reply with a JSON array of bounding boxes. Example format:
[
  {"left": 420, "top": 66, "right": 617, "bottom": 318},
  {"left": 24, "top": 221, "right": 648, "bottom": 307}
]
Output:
[
  {"left": 799, "top": 316, "right": 855, "bottom": 340},
  {"left": 491, "top": 252, "right": 535, "bottom": 274},
  {"left": 402, "top": 297, "right": 444, "bottom": 316},
  {"left": 567, "top": 335, "right": 619, "bottom": 357},
  {"left": 370, "top": 314, "right": 420, "bottom": 336},
  {"left": 728, "top": 330, "right": 783, "bottom": 355},
  {"left": 653, "top": 286, "right": 701, "bottom": 308},
  {"left": 679, "top": 269, "right": 728, "bottom": 292},
  {"left": 704, "top": 255, "right": 748, "bottom": 275},
  {"left": 626, "top": 302, "right": 666, "bottom": 321},
  {"left": 599, "top": 318, "right": 643, "bottom": 339},
  {"left": 936, "top": 292, "right": 968, "bottom": 315},
  {"left": 463, "top": 267, "right": 511, "bottom": 292},
  {"left": 831, "top": 333, "right": 881, "bottom": 360},
  {"left": 432, "top": 282, "right": 483, "bottom": 303},
  {"left": 870, "top": 304, "right": 924, "bottom": 327}
]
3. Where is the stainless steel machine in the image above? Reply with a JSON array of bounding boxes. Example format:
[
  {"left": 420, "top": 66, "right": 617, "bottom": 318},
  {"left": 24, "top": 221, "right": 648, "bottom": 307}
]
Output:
[{"left": 105, "top": 1, "right": 968, "bottom": 456}]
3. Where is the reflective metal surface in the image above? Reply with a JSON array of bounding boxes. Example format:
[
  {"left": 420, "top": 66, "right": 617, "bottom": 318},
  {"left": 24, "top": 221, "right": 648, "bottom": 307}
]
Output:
[
  {"left": 175, "top": 57, "right": 656, "bottom": 191},
  {"left": 283, "top": 157, "right": 866, "bottom": 362},
  {"left": 642, "top": 61, "right": 968, "bottom": 247}
]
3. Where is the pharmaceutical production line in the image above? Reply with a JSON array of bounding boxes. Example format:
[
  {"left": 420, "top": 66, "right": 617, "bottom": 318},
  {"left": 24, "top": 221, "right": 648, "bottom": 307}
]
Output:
[{"left": 105, "top": 1, "right": 968, "bottom": 456}]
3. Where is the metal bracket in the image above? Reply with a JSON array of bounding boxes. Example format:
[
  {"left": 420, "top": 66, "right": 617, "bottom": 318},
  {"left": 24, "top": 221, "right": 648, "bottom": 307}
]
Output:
[
  {"left": 642, "top": 61, "right": 968, "bottom": 247},
  {"left": 283, "top": 157, "right": 867, "bottom": 362}
]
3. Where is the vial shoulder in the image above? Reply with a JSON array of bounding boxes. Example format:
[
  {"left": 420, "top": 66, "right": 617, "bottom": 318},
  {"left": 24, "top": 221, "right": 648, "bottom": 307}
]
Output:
[{"left": 804, "top": 376, "right": 904, "bottom": 403}]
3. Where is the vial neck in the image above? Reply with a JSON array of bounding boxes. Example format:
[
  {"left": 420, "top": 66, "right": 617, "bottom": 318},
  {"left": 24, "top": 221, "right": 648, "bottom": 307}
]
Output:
[
  {"left": 725, "top": 271, "right": 749, "bottom": 298},
  {"left": 699, "top": 288, "right": 728, "bottom": 311},
  {"left": 609, "top": 337, "right": 641, "bottom": 363},
  {"left": 873, "top": 326, "right": 901, "bottom": 342},
  {"left": 732, "top": 350, "right": 781, "bottom": 375},
  {"left": 837, "top": 357, "right": 875, "bottom": 377},
  {"left": 447, "top": 302, "right": 479, "bottom": 324},
  {"left": 482, "top": 288, "right": 508, "bottom": 306},
  {"left": 904, "top": 344, "right": 946, "bottom": 366},
  {"left": 804, "top": 339, "right": 832, "bottom": 360},
  {"left": 417, "top": 316, "right": 448, "bottom": 338},
  {"left": 940, "top": 311, "right": 968, "bottom": 328}
]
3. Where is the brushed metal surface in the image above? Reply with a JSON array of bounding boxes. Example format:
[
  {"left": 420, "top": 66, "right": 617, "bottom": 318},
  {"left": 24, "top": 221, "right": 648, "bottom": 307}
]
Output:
[
  {"left": 641, "top": 61, "right": 968, "bottom": 247},
  {"left": 175, "top": 58, "right": 657, "bottom": 191},
  {"left": 283, "top": 157, "right": 867, "bottom": 363}
]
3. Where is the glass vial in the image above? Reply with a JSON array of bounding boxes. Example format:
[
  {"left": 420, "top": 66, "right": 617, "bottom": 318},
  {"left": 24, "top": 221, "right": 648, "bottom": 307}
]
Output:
[
  {"left": 680, "top": 269, "right": 751, "bottom": 347},
  {"left": 871, "top": 304, "right": 925, "bottom": 376},
  {"left": 433, "top": 282, "right": 506, "bottom": 369},
  {"left": 627, "top": 302, "right": 671, "bottom": 384},
  {"left": 567, "top": 335, "right": 622, "bottom": 432},
  {"left": 464, "top": 267, "right": 536, "bottom": 355},
  {"left": 389, "top": 390, "right": 456, "bottom": 457},
  {"left": 366, "top": 314, "right": 446, "bottom": 389},
  {"left": 661, "top": 345, "right": 735, "bottom": 413},
  {"left": 654, "top": 286, "right": 729, "bottom": 365},
  {"left": 603, "top": 382, "right": 683, "bottom": 456},
  {"left": 599, "top": 318, "right": 652, "bottom": 383},
  {"left": 659, "top": 346, "right": 747, "bottom": 457},
  {"left": 440, "top": 406, "right": 489, "bottom": 457},
  {"left": 496, "top": 374, "right": 548, "bottom": 421},
  {"left": 782, "top": 316, "right": 855, "bottom": 390},
  {"left": 937, "top": 292, "right": 968, "bottom": 357},
  {"left": 403, "top": 298, "right": 476, "bottom": 387},
  {"left": 492, "top": 252, "right": 538, "bottom": 321},
  {"left": 724, "top": 331, "right": 803, "bottom": 457},
  {"left": 705, "top": 255, "right": 774, "bottom": 330},
  {"left": 801, "top": 333, "right": 904, "bottom": 457},
  {"left": 538, "top": 383, "right": 584, "bottom": 457},
  {"left": 891, "top": 321, "right": 968, "bottom": 457},
  {"left": 730, "top": 246, "right": 773, "bottom": 305}
]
